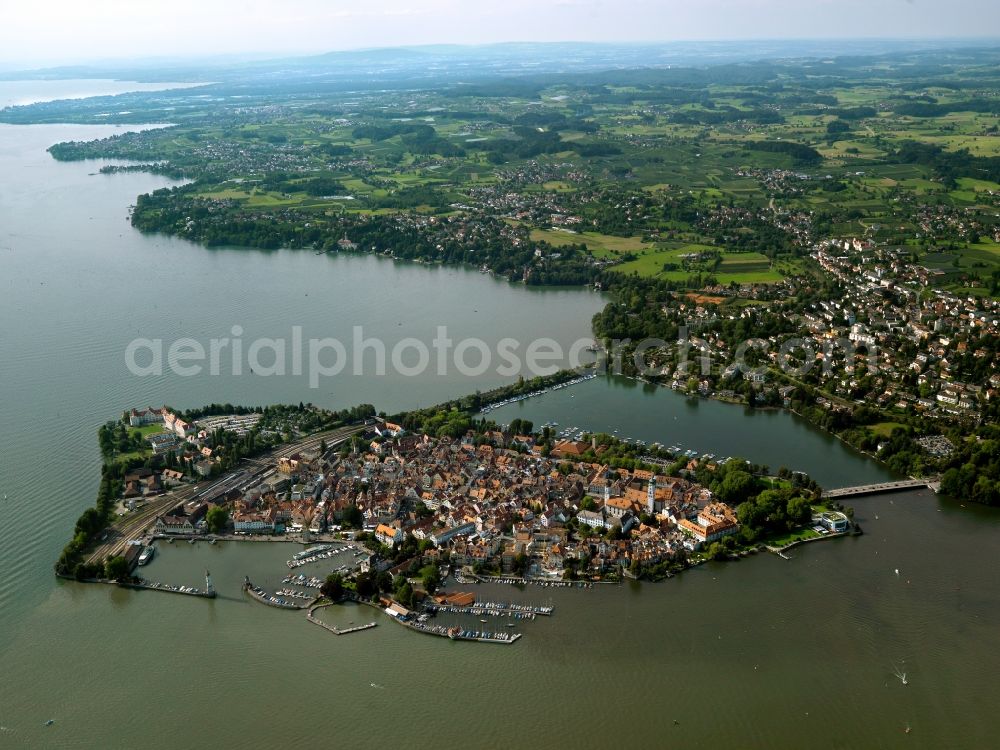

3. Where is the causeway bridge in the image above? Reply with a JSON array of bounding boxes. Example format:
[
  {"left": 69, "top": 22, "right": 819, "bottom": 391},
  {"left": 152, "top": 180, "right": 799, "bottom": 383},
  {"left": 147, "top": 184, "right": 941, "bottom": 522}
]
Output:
[{"left": 822, "top": 479, "right": 937, "bottom": 499}]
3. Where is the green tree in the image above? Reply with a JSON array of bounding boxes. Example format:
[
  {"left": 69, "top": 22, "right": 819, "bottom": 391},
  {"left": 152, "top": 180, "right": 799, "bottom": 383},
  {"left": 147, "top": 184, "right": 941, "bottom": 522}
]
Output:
[
  {"left": 514, "top": 553, "right": 529, "bottom": 576},
  {"left": 321, "top": 573, "right": 344, "bottom": 601},
  {"left": 105, "top": 555, "right": 130, "bottom": 581},
  {"left": 376, "top": 570, "right": 393, "bottom": 593},
  {"left": 341, "top": 504, "right": 363, "bottom": 528},
  {"left": 205, "top": 505, "right": 229, "bottom": 534},
  {"left": 395, "top": 581, "right": 414, "bottom": 608},
  {"left": 355, "top": 571, "right": 376, "bottom": 599},
  {"left": 787, "top": 496, "right": 812, "bottom": 527},
  {"left": 420, "top": 564, "right": 441, "bottom": 593},
  {"left": 716, "top": 470, "right": 756, "bottom": 505}
]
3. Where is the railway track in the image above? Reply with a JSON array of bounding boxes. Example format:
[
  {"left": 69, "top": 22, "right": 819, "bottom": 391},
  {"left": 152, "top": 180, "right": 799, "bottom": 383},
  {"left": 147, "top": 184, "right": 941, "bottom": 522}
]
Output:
[{"left": 84, "top": 424, "right": 365, "bottom": 564}]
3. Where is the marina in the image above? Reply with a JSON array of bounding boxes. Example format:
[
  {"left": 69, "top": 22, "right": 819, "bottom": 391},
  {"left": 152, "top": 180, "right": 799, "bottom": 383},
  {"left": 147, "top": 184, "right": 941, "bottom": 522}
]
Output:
[
  {"left": 474, "top": 575, "right": 601, "bottom": 588},
  {"left": 286, "top": 543, "right": 363, "bottom": 569},
  {"left": 243, "top": 577, "right": 311, "bottom": 609},
  {"left": 478, "top": 372, "right": 597, "bottom": 414},
  {"left": 429, "top": 599, "right": 553, "bottom": 619},
  {"left": 275, "top": 588, "right": 313, "bottom": 600},
  {"left": 477, "top": 372, "right": 894, "bottom": 490},
  {"left": 282, "top": 573, "right": 325, "bottom": 588},
  {"left": 292, "top": 544, "right": 333, "bottom": 561},
  {"left": 395, "top": 615, "right": 522, "bottom": 644},
  {"left": 116, "top": 578, "right": 216, "bottom": 598}
]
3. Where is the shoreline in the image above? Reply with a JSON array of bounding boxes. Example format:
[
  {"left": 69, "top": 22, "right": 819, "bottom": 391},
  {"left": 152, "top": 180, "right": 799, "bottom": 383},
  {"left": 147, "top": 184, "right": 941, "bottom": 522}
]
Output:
[{"left": 597, "top": 372, "right": 924, "bottom": 488}]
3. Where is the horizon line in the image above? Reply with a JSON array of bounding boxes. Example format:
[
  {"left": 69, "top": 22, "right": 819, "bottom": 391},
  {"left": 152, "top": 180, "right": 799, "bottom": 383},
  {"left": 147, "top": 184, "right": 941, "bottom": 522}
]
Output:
[{"left": 3, "top": 36, "right": 1000, "bottom": 72}]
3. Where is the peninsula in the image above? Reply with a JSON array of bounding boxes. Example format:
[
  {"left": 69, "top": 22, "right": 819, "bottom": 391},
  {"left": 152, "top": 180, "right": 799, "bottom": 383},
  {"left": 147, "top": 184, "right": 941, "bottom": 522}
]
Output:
[{"left": 58, "top": 381, "right": 888, "bottom": 643}]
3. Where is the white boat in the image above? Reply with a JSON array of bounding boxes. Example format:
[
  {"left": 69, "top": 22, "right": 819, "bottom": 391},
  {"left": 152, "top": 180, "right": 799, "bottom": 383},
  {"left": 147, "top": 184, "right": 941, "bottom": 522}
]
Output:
[
  {"left": 137, "top": 546, "right": 155, "bottom": 566},
  {"left": 294, "top": 544, "right": 333, "bottom": 561}
]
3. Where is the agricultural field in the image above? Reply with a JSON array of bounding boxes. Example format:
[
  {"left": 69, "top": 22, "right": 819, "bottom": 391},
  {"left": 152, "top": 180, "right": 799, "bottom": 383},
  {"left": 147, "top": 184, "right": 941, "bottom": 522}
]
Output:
[
  {"left": 613, "top": 246, "right": 782, "bottom": 283},
  {"left": 528, "top": 228, "right": 651, "bottom": 258},
  {"left": 17, "top": 44, "right": 1000, "bottom": 296}
]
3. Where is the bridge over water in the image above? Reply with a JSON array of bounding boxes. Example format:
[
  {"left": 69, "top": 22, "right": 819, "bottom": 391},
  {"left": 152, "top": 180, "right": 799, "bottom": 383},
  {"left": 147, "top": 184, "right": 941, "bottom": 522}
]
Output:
[{"left": 822, "top": 479, "right": 938, "bottom": 499}]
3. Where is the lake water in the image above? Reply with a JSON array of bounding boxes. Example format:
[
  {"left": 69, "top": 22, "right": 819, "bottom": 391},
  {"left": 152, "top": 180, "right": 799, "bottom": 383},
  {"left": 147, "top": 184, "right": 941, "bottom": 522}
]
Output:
[
  {"left": 480, "top": 373, "right": 892, "bottom": 489},
  {"left": 0, "top": 79, "right": 205, "bottom": 109},
  {"left": 0, "top": 83, "right": 998, "bottom": 749}
]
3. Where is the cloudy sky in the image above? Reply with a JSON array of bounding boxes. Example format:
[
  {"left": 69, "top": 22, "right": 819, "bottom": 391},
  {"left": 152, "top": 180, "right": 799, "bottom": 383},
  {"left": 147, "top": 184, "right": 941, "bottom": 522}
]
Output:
[{"left": 3, "top": 0, "right": 998, "bottom": 66}]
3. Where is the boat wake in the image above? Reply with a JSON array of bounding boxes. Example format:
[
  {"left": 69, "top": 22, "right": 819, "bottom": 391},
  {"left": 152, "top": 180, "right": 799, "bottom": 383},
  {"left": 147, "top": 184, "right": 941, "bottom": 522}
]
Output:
[{"left": 891, "top": 662, "right": 909, "bottom": 686}]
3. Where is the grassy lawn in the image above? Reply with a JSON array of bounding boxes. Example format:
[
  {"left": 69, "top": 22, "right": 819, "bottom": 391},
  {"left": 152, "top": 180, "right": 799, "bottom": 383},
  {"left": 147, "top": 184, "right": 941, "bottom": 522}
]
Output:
[
  {"left": 612, "top": 249, "right": 675, "bottom": 276},
  {"left": 611, "top": 245, "right": 783, "bottom": 284},
  {"left": 954, "top": 177, "right": 1000, "bottom": 194},
  {"left": 115, "top": 448, "right": 152, "bottom": 464},
  {"left": 245, "top": 191, "right": 305, "bottom": 207},
  {"left": 131, "top": 423, "right": 168, "bottom": 439},
  {"left": 197, "top": 188, "right": 251, "bottom": 200},
  {"left": 116, "top": 423, "right": 168, "bottom": 462},
  {"left": 818, "top": 139, "right": 885, "bottom": 160},
  {"left": 529, "top": 228, "right": 651, "bottom": 258},
  {"left": 765, "top": 527, "right": 821, "bottom": 548},
  {"left": 965, "top": 241, "right": 1000, "bottom": 259},
  {"left": 868, "top": 422, "right": 907, "bottom": 438}
]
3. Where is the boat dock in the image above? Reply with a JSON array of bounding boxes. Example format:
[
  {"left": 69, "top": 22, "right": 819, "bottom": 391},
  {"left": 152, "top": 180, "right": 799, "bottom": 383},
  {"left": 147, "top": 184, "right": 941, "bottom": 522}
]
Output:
[
  {"left": 475, "top": 574, "right": 602, "bottom": 588},
  {"left": 432, "top": 599, "right": 552, "bottom": 618},
  {"left": 306, "top": 604, "right": 377, "bottom": 635},
  {"left": 767, "top": 529, "right": 851, "bottom": 555},
  {"left": 433, "top": 604, "right": 538, "bottom": 620},
  {"left": 397, "top": 617, "right": 522, "bottom": 644},
  {"left": 479, "top": 372, "right": 596, "bottom": 414},
  {"left": 118, "top": 579, "right": 216, "bottom": 598},
  {"left": 243, "top": 577, "right": 311, "bottom": 610},
  {"left": 354, "top": 598, "right": 523, "bottom": 644},
  {"left": 282, "top": 573, "right": 325, "bottom": 589},
  {"left": 286, "top": 544, "right": 354, "bottom": 569},
  {"left": 275, "top": 588, "right": 313, "bottom": 600}
]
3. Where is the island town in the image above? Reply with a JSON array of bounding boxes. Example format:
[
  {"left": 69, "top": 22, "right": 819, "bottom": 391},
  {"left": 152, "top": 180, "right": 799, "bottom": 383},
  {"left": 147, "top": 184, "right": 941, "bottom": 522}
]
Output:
[{"left": 54, "top": 395, "right": 877, "bottom": 644}]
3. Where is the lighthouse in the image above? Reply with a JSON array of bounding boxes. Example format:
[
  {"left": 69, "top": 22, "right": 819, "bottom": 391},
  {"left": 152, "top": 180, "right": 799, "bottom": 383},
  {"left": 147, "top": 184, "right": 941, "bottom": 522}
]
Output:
[{"left": 205, "top": 570, "right": 215, "bottom": 597}]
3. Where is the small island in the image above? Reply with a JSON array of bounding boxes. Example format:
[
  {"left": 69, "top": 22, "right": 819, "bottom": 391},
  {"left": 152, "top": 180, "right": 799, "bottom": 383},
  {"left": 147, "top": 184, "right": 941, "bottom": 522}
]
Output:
[{"left": 56, "top": 376, "right": 879, "bottom": 644}]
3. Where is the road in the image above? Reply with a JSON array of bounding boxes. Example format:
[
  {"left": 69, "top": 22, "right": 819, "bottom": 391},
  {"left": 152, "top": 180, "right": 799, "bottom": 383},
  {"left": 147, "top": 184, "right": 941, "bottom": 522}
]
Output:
[
  {"left": 85, "top": 424, "right": 365, "bottom": 564},
  {"left": 822, "top": 478, "right": 932, "bottom": 499}
]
